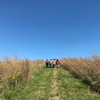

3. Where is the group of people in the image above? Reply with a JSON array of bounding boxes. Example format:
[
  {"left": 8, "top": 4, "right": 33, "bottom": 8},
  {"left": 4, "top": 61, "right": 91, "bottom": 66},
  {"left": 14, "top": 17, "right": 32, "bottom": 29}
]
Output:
[{"left": 45, "top": 59, "right": 60, "bottom": 68}]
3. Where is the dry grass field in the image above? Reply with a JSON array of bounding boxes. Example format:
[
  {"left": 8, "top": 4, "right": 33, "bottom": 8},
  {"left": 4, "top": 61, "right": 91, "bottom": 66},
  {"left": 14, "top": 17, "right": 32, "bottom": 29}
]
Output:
[
  {"left": 60, "top": 54, "right": 100, "bottom": 93},
  {"left": 0, "top": 56, "right": 44, "bottom": 87}
]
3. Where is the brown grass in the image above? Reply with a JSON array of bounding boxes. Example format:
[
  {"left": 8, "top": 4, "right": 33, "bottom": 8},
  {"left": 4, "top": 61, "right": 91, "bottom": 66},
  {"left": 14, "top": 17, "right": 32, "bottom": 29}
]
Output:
[
  {"left": 60, "top": 54, "right": 100, "bottom": 93},
  {"left": 0, "top": 56, "right": 44, "bottom": 87}
]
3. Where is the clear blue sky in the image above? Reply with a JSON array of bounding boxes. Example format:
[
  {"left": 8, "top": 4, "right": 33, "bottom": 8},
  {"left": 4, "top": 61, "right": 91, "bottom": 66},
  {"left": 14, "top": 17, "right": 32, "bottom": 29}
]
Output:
[{"left": 0, "top": 0, "right": 100, "bottom": 60}]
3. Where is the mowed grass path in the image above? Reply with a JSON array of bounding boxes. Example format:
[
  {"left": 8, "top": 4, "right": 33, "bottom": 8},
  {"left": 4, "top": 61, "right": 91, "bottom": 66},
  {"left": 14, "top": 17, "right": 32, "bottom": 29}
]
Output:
[{"left": 7, "top": 66, "right": 100, "bottom": 100}]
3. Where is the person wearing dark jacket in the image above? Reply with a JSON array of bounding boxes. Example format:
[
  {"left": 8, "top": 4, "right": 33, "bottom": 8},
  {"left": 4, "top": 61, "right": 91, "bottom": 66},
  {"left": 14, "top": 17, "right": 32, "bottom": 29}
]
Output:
[{"left": 45, "top": 59, "right": 49, "bottom": 68}]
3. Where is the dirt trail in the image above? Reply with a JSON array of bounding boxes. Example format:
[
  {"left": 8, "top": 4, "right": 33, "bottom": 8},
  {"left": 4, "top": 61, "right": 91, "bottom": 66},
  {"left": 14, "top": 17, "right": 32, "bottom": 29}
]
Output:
[{"left": 49, "top": 68, "right": 62, "bottom": 100}]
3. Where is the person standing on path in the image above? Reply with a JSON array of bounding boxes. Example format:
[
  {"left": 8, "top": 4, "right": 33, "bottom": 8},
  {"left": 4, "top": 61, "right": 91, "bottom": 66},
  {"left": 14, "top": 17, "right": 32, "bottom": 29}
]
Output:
[
  {"left": 49, "top": 59, "right": 53, "bottom": 68},
  {"left": 56, "top": 59, "right": 60, "bottom": 68},
  {"left": 45, "top": 59, "right": 49, "bottom": 68},
  {"left": 53, "top": 59, "right": 56, "bottom": 68}
]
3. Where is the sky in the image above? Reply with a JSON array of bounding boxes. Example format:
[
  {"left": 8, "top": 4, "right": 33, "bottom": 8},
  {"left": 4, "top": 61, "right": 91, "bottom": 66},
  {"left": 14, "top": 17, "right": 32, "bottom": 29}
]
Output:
[{"left": 0, "top": 0, "right": 100, "bottom": 60}]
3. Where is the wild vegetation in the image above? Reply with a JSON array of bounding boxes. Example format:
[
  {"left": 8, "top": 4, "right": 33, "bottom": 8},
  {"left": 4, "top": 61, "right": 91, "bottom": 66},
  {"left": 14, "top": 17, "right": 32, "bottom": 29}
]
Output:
[
  {"left": 60, "top": 54, "right": 100, "bottom": 93},
  {"left": 0, "top": 56, "right": 44, "bottom": 99},
  {"left": 0, "top": 54, "right": 100, "bottom": 100}
]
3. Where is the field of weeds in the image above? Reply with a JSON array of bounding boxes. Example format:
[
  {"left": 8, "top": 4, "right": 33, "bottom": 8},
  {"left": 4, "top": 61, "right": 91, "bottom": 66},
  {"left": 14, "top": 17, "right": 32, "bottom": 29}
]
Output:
[
  {"left": 60, "top": 54, "right": 100, "bottom": 93},
  {"left": 0, "top": 56, "right": 44, "bottom": 99},
  {"left": 0, "top": 55, "right": 100, "bottom": 100}
]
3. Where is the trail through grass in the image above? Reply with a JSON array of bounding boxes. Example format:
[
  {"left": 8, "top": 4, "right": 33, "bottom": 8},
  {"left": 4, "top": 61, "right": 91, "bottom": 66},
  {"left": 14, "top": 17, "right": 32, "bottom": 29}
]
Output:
[
  {"left": 3, "top": 66, "right": 100, "bottom": 100},
  {"left": 57, "top": 67, "right": 100, "bottom": 100},
  {"left": 4, "top": 66, "right": 53, "bottom": 100},
  {"left": 49, "top": 67, "right": 62, "bottom": 100}
]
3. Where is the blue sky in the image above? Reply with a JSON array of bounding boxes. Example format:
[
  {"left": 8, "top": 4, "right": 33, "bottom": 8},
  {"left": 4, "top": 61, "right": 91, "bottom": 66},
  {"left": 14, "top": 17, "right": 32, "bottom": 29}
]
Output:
[{"left": 0, "top": 0, "right": 100, "bottom": 60}]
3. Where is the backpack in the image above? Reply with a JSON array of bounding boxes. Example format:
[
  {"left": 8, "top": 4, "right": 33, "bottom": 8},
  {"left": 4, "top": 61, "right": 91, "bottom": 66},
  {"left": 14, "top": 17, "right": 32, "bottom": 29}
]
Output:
[{"left": 56, "top": 60, "right": 59, "bottom": 64}]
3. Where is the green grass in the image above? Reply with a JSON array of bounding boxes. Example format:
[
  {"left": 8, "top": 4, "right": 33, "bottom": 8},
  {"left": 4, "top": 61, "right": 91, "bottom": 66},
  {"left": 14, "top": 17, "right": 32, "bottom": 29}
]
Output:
[
  {"left": 2, "top": 66, "right": 54, "bottom": 100},
  {"left": 1, "top": 66, "right": 100, "bottom": 100},
  {"left": 57, "top": 66, "right": 100, "bottom": 100}
]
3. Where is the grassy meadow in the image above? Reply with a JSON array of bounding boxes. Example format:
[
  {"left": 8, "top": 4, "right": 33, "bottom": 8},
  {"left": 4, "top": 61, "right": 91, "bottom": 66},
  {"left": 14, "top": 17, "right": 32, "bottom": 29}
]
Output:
[
  {"left": 0, "top": 56, "right": 44, "bottom": 99},
  {"left": 0, "top": 54, "right": 100, "bottom": 100},
  {"left": 60, "top": 54, "right": 100, "bottom": 93}
]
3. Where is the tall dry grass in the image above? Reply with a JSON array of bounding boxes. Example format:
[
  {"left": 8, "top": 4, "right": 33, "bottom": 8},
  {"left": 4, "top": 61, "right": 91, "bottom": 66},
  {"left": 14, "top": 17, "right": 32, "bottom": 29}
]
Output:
[
  {"left": 60, "top": 54, "right": 100, "bottom": 93},
  {"left": 0, "top": 56, "right": 44, "bottom": 99},
  {"left": 0, "top": 56, "right": 44, "bottom": 87}
]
